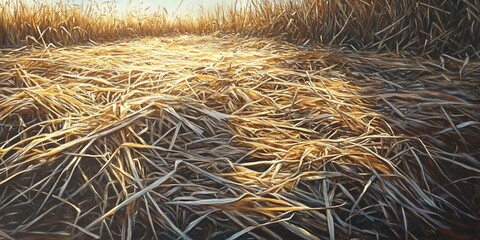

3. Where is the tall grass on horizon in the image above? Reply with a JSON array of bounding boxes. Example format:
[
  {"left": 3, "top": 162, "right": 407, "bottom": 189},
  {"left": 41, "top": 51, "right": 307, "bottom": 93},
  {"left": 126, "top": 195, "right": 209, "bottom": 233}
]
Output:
[
  {"left": 0, "top": 0, "right": 174, "bottom": 46},
  {"left": 1, "top": 0, "right": 479, "bottom": 57}
]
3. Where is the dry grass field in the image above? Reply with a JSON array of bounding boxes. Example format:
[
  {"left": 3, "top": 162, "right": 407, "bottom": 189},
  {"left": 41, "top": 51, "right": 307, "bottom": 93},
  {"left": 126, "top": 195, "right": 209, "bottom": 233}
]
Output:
[{"left": 0, "top": 0, "right": 479, "bottom": 239}]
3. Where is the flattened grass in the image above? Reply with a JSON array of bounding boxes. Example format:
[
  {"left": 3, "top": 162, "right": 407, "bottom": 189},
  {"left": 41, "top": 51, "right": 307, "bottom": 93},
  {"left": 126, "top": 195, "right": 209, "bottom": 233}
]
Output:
[{"left": 0, "top": 36, "right": 479, "bottom": 239}]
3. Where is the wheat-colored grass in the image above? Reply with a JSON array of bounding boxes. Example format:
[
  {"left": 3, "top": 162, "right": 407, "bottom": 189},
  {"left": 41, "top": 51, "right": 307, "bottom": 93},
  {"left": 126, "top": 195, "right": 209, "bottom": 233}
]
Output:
[
  {"left": 1, "top": 35, "right": 479, "bottom": 239},
  {"left": 0, "top": 0, "right": 479, "bottom": 239},
  {"left": 1, "top": 0, "right": 479, "bottom": 56}
]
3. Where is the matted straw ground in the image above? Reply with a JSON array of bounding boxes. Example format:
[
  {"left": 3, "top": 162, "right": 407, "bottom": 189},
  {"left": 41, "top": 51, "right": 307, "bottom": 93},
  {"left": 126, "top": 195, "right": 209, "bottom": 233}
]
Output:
[{"left": 0, "top": 35, "right": 479, "bottom": 239}]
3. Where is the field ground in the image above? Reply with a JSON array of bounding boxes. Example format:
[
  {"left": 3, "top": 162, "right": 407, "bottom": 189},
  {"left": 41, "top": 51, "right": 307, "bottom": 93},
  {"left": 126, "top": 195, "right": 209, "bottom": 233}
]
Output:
[{"left": 0, "top": 35, "right": 479, "bottom": 239}]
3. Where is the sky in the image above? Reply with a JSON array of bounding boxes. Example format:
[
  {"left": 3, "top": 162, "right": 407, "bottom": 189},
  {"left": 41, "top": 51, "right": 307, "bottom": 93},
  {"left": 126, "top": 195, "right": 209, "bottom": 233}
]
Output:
[{"left": 22, "top": 0, "right": 251, "bottom": 17}]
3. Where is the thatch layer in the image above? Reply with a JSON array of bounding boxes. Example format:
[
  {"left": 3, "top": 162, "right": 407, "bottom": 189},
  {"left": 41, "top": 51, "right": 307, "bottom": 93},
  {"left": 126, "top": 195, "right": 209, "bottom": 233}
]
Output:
[{"left": 1, "top": 36, "right": 478, "bottom": 239}]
